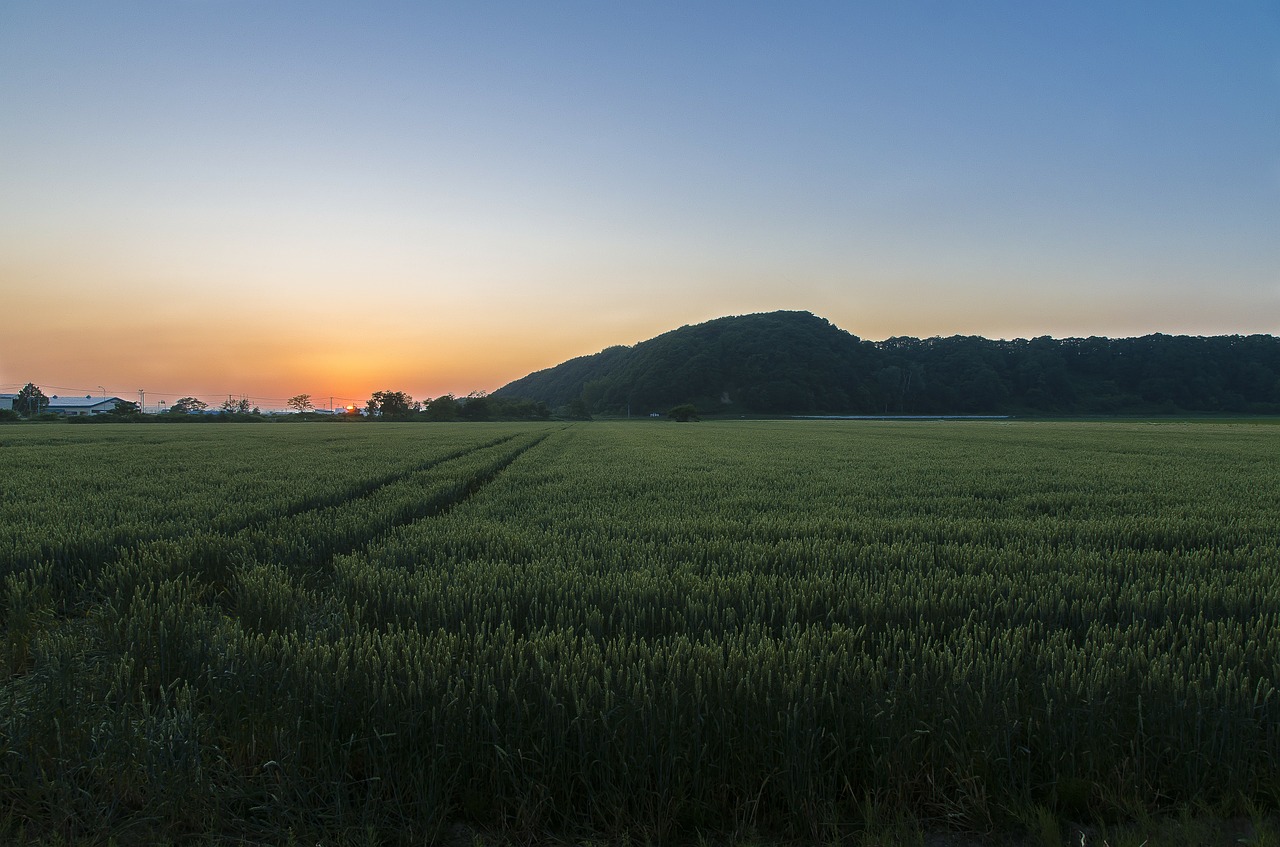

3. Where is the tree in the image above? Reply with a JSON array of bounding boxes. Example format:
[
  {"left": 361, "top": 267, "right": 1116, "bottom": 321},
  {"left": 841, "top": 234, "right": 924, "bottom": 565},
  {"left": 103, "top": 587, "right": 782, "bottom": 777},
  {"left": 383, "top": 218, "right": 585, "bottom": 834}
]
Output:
[
  {"left": 110, "top": 399, "right": 141, "bottom": 416},
  {"left": 286, "top": 394, "right": 314, "bottom": 413},
  {"left": 668, "top": 403, "right": 699, "bottom": 422},
  {"left": 460, "top": 391, "right": 491, "bottom": 421},
  {"left": 366, "top": 390, "right": 415, "bottom": 419},
  {"left": 220, "top": 397, "right": 251, "bottom": 414},
  {"left": 425, "top": 394, "right": 459, "bottom": 421},
  {"left": 14, "top": 383, "right": 48, "bottom": 417},
  {"left": 487, "top": 397, "right": 550, "bottom": 420},
  {"left": 171, "top": 396, "right": 208, "bottom": 415}
]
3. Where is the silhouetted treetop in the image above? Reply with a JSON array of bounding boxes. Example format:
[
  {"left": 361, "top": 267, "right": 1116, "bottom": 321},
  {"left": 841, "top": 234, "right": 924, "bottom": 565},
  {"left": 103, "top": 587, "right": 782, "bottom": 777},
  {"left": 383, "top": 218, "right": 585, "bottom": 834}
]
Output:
[{"left": 492, "top": 311, "right": 1280, "bottom": 416}]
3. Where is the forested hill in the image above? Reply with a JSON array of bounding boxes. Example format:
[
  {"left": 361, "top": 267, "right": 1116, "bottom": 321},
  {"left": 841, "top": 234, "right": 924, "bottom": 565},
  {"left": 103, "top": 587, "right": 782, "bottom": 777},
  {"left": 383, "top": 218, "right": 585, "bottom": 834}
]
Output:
[{"left": 492, "top": 311, "right": 1280, "bottom": 416}]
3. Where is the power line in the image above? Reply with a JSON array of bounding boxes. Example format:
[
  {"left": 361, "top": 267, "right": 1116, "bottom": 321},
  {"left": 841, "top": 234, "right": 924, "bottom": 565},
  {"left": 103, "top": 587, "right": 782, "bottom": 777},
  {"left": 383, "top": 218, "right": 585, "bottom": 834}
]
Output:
[
  {"left": 1, "top": 382, "right": 363, "bottom": 406},
  {"left": 0, "top": 388, "right": 373, "bottom": 415},
  {"left": 1, "top": 381, "right": 468, "bottom": 411}
]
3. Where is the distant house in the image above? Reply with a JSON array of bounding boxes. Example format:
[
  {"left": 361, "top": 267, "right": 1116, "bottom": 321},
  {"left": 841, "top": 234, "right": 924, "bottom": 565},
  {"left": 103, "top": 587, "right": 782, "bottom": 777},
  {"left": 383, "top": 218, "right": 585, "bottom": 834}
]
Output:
[
  {"left": 0, "top": 394, "right": 15, "bottom": 412},
  {"left": 46, "top": 395, "right": 128, "bottom": 416}
]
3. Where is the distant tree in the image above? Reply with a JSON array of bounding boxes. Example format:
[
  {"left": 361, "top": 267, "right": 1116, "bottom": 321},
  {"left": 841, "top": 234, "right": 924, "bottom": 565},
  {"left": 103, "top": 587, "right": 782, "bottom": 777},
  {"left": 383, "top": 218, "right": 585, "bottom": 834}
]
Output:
[
  {"left": 14, "top": 383, "right": 49, "bottom": 417},
  {"left": 220, "top": 397, "right": 252, "bottom": 414},
  {"left": 286, "top": 393, "right": 314, "bottom": 413},
  {"left": 81, "top": 399, "right": 144, "bottom": 423},
  {"left": 367, "top": 390, "right": 415, "bottom": 419},
  {"left": 668, "top": 403, "right": 699, "bottom": 422},
  {"left": 425, "top": 394, "right": 459, "bottom": 421},
  {"left": 566, "top": 397, "right": 592, "bottom": 420},
  {"left": 874, "top": 366, "right": 904, "bottom": 414},
  {"left": 488, "top": 397, "right": 551, "bottom": 420},
  {"left": 581, "top": 379, "right": 609, "bottom": 413},
  {"left": 171, "top": 396, "right": 208, "bottom": 415},
  {"left": 460, "top": 391, "right": 491, "bottom": 421}
]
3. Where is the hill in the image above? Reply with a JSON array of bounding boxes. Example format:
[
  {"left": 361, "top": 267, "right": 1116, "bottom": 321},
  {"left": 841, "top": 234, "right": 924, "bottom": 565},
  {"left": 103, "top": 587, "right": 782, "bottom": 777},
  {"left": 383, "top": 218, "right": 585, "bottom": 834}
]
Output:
[{"left": 492, "top": 311, "right": 1280, "bottom": 416}]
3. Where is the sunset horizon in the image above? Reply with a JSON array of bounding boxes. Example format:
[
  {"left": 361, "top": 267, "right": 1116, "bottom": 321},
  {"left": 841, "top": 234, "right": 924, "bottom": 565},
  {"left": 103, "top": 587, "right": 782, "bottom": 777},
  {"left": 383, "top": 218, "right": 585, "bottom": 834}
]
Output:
[
  {"left": 5, "top": 305, "right": 1279, "bottom": 412},
  {"left": 3, "top": 2, "right": 1277, "bottom": 408}
]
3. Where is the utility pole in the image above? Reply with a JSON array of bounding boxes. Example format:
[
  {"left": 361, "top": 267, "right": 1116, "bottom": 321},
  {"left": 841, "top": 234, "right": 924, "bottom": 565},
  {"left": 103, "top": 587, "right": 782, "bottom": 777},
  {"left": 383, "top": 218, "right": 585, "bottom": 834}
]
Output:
[{"left": 138, "top": 389, "right": 145, "bottom": 411}]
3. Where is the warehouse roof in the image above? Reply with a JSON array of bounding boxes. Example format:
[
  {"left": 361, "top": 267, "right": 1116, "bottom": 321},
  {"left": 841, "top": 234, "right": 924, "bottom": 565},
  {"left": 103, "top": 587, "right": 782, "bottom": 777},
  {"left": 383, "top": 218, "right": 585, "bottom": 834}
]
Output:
[{"left": 47, "top": 395, "right": 125, "bottom": 408}]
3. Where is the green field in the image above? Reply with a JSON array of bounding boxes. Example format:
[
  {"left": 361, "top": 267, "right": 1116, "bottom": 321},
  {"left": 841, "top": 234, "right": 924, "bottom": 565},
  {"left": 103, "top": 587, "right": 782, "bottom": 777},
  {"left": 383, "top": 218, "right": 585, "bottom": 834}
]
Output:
[{"left": 2, "top": 421, "right": 1278, "bottom": 845}]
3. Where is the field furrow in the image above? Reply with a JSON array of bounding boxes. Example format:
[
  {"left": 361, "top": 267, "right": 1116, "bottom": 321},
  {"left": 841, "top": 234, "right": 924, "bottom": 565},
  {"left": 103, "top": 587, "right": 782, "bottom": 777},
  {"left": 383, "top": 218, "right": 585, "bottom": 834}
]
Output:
[{"left": 2, "top": 420, "right": 1278, "bottom": 846}]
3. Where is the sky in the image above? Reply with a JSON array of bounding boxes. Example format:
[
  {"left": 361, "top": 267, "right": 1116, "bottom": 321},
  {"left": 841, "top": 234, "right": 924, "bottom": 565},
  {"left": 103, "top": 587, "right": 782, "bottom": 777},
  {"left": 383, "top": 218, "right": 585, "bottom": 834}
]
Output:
[{"left": 2, "top": 1, "right": 1277, "bottom": 408}]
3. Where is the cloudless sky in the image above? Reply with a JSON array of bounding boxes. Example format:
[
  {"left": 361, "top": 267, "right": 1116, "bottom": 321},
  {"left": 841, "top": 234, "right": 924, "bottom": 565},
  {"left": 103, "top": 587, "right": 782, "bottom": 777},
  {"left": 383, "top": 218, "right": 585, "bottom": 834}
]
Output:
[{"left": 2, "top": 1, "right": 1277, "bottom": 407}]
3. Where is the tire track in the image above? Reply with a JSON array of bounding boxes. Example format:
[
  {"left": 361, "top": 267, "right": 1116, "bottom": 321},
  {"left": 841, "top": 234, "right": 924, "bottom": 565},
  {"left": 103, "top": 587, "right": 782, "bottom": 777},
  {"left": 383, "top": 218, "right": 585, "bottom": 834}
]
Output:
[
  {"left": 231, "top": 432, "right": 524, "bottom": 533},
  {"left": 226, "top": 429, "right": 558, "bottom": 635},
  {"left": 5, "top": 434, "right": 523, "bottom": 583},
  {"left": 263, "top": 429, "right": 555, "bottom": 569},
  {"left": 16, "top": 432, "right": 548, "bottom": 617}
]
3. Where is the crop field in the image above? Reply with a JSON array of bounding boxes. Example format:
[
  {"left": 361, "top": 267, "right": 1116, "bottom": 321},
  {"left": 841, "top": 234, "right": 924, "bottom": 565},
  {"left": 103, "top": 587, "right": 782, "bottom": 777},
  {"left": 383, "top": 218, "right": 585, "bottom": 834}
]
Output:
[{"left": 1, "top": 420, "right": 1278, "bottom": 845}]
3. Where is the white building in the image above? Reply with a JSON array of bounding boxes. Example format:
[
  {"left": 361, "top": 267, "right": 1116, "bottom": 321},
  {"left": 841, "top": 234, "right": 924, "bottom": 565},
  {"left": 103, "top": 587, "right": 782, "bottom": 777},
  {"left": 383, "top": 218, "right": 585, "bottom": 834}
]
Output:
[
  {"left": 46, "top": 395, "right": 128, "bottom": 416},
  {"left": 0, "top": 394, "right": 15, "bottom": 411}
]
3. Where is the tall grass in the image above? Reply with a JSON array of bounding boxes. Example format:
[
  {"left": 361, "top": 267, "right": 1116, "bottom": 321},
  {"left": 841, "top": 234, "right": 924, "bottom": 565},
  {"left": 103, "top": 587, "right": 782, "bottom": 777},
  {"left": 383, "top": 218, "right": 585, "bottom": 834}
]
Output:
[{"left": 2, "top": 421, "right": 1277, "bottom": 843}]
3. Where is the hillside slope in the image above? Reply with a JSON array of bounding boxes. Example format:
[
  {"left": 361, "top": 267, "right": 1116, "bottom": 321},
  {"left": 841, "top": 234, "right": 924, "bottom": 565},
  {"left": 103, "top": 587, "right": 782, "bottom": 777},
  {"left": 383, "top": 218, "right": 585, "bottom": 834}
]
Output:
[
  {"left": 493, "top": 311, "right": 1280, "bottom": 416},
  {"left": 496, "top": 311, "right": 879, "bottom": 415}
]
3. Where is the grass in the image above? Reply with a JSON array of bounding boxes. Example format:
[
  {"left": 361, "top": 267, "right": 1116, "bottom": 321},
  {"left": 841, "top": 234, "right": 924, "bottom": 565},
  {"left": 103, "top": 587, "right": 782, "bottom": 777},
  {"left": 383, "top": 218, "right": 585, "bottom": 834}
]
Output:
[{"left": 3, "top": 421, "right": 1278, "bottom": 844}]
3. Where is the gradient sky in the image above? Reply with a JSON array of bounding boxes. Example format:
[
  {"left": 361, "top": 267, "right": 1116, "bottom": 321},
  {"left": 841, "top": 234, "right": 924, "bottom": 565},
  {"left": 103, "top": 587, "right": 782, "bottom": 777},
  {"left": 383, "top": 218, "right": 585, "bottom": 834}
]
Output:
[{"left": 2, "top": 1, "right": 1277, "bottom": 407}]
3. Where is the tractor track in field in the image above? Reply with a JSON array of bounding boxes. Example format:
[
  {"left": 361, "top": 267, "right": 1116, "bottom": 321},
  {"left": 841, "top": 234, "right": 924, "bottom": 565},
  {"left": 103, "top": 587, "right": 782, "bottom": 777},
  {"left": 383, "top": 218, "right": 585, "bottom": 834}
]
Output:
[
  {"left": 225, "top": 429, "right": 559, "bottom": 628},
  {"left": 230, "top": 432, "right": 525, "bottom": 532},
  {"left": 225, "top": 435, "right": 519, "bottom": 534},
  {"left": 391, "top": 429, "right": 553, "bottom": 526},
  {"left": 6, "top": 431, "right": 554, "bottom": 612},
  {"left": 269, "top": 428, "right": 556, "bottom": 572}
]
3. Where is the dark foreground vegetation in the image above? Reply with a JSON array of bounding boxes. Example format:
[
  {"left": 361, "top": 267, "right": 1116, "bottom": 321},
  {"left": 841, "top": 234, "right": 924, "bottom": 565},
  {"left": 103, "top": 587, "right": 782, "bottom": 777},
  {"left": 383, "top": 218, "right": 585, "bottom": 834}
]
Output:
[
  {"left": 494, "top": 310, "right": 1280, "bottom": 417},
  {"left": 2, "top": 422, "right": 1278, "bottom": 846}
]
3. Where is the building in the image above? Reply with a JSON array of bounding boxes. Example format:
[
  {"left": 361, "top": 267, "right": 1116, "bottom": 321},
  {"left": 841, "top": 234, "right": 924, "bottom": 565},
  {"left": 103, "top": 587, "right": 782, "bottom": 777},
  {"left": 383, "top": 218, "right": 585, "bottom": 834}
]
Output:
[
  {"left": 45, "top": 395, "right": 129, "bottom": 416},
  {"left": 0, "top": 394, "right": 15, "bottom": 412}
]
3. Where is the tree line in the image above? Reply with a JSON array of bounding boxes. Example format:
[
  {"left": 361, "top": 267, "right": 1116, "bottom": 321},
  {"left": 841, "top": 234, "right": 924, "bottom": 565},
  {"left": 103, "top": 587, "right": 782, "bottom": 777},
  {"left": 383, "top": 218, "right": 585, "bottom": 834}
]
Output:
[
  {"left": 494, "top": 311, "right": 1280, "bottom": 416},
  {"left": 356, "top": 390, "right": 550, "bottom": 421},
  {"left": 0, "top": 385, "right": 551, "bottom": 423}
]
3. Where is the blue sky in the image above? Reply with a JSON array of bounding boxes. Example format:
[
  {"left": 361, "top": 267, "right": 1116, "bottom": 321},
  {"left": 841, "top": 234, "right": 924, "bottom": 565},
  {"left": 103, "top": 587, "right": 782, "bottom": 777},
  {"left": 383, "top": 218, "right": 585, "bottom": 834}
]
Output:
[{"left": 1, "top": 1, "right": 1277, "bottom": 402}]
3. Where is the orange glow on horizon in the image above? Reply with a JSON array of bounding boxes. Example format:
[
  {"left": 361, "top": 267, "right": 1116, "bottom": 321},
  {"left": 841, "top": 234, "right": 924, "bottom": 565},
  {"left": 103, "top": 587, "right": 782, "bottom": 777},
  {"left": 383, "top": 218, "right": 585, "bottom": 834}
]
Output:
[
  {"left": 0, "top": 279, "right": 612, "bottom": 406},
  {"left": 4, "top": 247, "right": 1277, "bottom": 409}
]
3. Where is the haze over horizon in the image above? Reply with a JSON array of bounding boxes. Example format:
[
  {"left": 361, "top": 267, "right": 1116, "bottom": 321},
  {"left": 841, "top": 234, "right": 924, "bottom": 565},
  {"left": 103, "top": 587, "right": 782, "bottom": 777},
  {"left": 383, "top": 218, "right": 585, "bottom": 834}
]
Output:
[{"left": 3, "top": 1, "right": 1277, "bottom": 406}]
